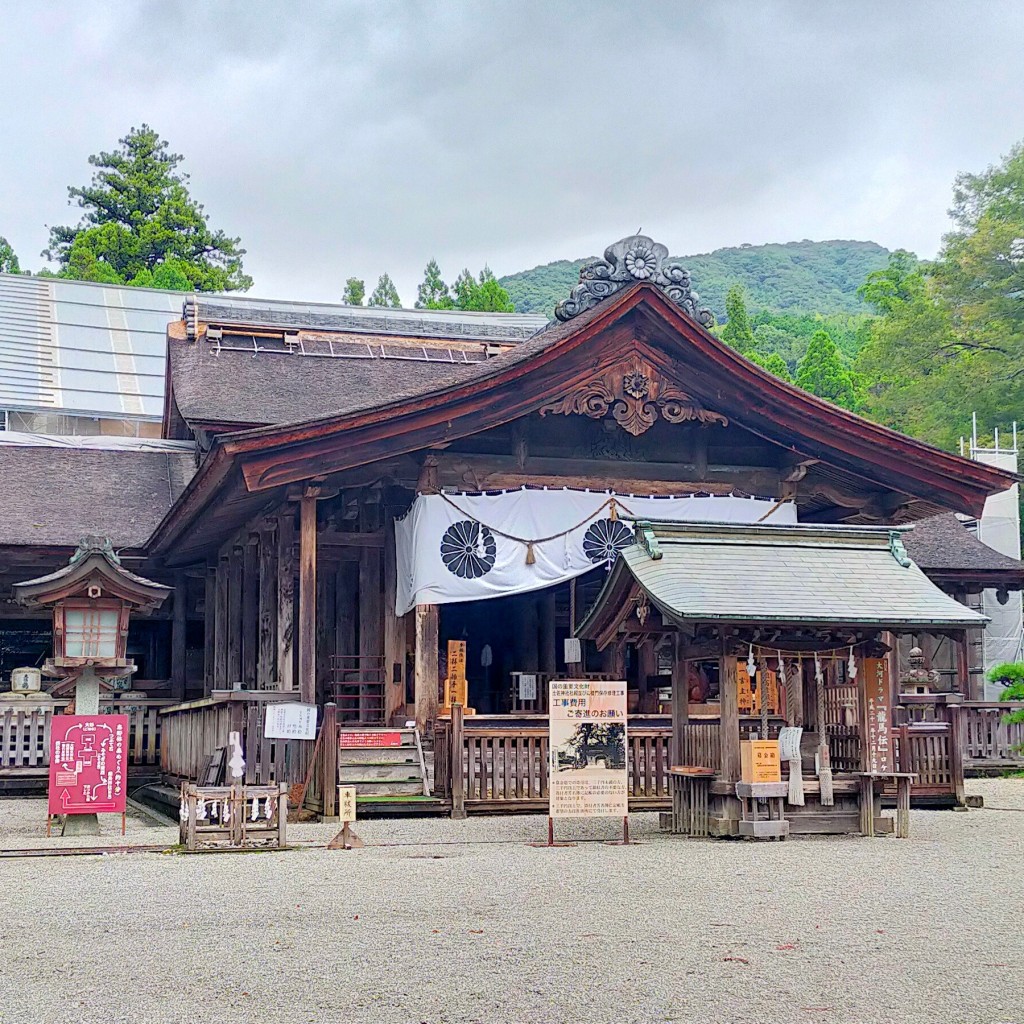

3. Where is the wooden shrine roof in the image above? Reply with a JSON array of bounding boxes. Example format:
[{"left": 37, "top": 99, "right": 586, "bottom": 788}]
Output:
[
  {"left": 149, "top": 281, "right": 1018, "bottom": 563},
  {"left": 577, "top": 520, "right": 989, "bottom": 643},
  {"left": 0, "top": 445, "right": 195, "bottom": 550},
  {"left": 902, "top": 513, "right": 1024, "bottom": 587}
]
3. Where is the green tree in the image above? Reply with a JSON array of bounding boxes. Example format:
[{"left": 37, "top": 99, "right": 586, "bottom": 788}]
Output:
[
  {"left": 857, "top": 249, "right": 922, "bottom": 314},
  {"left": 721, "top": 284, "right": 756, "bottom": 353},
  {"left": 748, "top": 350, "right": 793, "bottom": 382},
  {"left": 451, "top": 266, "right": 515, "bottom": 312},
  {"left": 342, "top": 277, "right": 365, "bottom": 305},
  {"left": 368, "top": 272, "right": 401, "bottom": 308},
  {"left": 44, "top": 125, "right": 251, "bottom": 291},
  {"left": 0, "top": 236, "right": 21, "bottom": 274},
  {"left": 796, "top": 330, "right": 858, "bottom": 409},
  {"left": 415, "top": 259, "right": 453, "bottom": 309}
]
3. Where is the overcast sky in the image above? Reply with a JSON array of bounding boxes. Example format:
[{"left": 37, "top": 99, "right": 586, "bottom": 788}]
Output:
[{"left": 2, "top": 1, "right": 1023, "bottom": 304}]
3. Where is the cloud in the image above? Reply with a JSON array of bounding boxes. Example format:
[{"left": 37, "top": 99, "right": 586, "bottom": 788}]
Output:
[{"left": 1, "top": 0, "right": 1023, "bottom": 303}]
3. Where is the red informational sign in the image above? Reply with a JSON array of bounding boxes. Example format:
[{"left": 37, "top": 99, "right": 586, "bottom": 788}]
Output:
[
  {"left": 48, "top": 715, "right": 129, "bottom": 816},
  {"left": 339, "top": 730, "right": 403, "bottom": 748}
]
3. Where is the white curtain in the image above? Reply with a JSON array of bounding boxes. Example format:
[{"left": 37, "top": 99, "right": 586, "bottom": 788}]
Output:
[{"left": 395, "top": 488, "right": 796, "bottom": 614}]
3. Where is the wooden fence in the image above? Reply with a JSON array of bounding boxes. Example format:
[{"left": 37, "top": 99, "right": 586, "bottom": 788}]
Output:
[
  {"left": 1, "top": 697, "right": 174, "bottom": 774},
  {"left": 961, "top": 702, "right": 1024, "bottom": 770},
  {"left": 159, "top": 692, "right": 317, "bottom": 791}
]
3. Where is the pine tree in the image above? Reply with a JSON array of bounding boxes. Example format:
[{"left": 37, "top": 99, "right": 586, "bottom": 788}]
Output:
[
  {"left": 452, "top": 268, "right": 477, "bottom": 310},
  {"left": 415, "top": 259, "right": 453, "bottom": 309},
  {"left": 0, "top": 236, "right": 21, "bottom": 274},
  {"left": 450, "top": 265, "right": 515, "bottom": 312},
  {"left": 44, "top": 125, "right": 250, "bottom": 291},
  {"left": 368, "top": 272, "right": 401, "bottom": 308},
  {"left": 722, "top": 284, "right": 756, "bottom": 353},
  {"left": 796, "top": 330, "right": 857, "bottom": 409},
  {"left": 342, "top": 277, "right": 366, "bottom": 305}
]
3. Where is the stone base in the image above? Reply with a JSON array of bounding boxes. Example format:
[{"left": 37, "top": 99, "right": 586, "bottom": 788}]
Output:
[
  {"left": 61, "top": 813, "right": 100, "bottom": 837},
  {"left": 738, "top": 819, "right": 789, "bottom": 840}
]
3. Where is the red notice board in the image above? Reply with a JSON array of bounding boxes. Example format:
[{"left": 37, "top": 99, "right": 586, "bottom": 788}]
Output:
[
  {"left": 339, "top": 730, "right": 403, "bottom": 748},
  {"left": 48, "top": 715, "right": 129, "bottom": 815}
]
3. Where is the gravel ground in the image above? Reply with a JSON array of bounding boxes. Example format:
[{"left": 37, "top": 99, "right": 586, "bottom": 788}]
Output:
[{"left": 1, "top": 779, "right": 1021, "bottom": 1024}]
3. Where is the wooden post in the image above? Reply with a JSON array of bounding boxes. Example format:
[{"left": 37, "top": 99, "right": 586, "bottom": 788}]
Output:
[
  {"left": 955, "top": 629, "right": 971, "bottom": 700},
  {"left": 359, "top": 548, "right": 383, "bottom": 662},
  {"left": 171, "top": 571, "right": 188, "bottom": 701},
  {"left": 298, "top": 489, "right": 318, "bottom": 705},
  {"left": 383, "top": 513, "right": 405, "bottom": 724},
  {"left": 276, "top": 509, "right": 296, "bottom": 692},
  {"left": 671, "top": 634, "right": 689, "bottom": 765},
  {"left": 539, "top": 590, "right": 556, "bottom": 678},
  {"left": 321, "top": 701, "right": 338, "bottom": 820},
  {"left": 451, "top": 702, "right": 467, "bottom": 819},
  {"left": 948, "top": 703, "right": 966, "bottom": 806},
  {"left": 414, "top": 604, "right": 439, "bottom": 729},
  {"left": 718, "top": 636, "right": 741, "bottom": 831},
  {"left": 638, "top": 640, "right": 658, "bottom": 714},
  {"left": 214, "top": 550, "right": 230, "bottom": 690},
  {"left": 277, "top": 781, "right": 288, "bottom": 848},
  {"left": 242, "top": 537, "right": 259, "bottom": 688},
  {"left": 257, "top": 523, "right": 277, "bottom": 689},
  {"left": 203, "top": 563, "right": 216, "bottom": 697},
  {"left": 895, "top": 776, "right": 911, "bottom": 838},
  {"left": 227, "top": 543, "right": 244, "bottom": 687}
]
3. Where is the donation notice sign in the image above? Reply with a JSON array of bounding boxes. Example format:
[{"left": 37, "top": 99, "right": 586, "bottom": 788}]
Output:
[
  {"left": 48, "top": 715, "right": 128, "bottom": 816},
  {"left": 548, "top": 680, "right": 628, "bottom": 819}
]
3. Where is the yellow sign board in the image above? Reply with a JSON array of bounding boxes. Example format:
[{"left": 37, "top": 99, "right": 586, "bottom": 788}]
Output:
[
  {"left": 740, "top": 739, "right": 782, "bottom": 783},
  {"left": 736, "top": 659, "right": 781, "bottom": 716},
  {"left": 444, "top": 640, "right": 467, "bottom": 707},
  {"left": 338, "top": 785, "right": 357, "bottom": 823}
]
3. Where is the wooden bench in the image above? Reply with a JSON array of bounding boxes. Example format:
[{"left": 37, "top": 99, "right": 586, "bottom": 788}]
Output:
[{"left": 668, "top": 766, "right": 715, "bottom": 837}]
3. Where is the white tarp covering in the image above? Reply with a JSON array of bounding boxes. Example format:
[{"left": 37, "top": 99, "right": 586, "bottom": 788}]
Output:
[{"left": 395, "top": 489, "right": 796, "bottom": 614}]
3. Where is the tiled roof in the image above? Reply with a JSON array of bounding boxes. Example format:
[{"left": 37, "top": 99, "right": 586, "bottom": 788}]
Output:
[{"left": 590, "top": 521, "right": 987, "bottom": 629}]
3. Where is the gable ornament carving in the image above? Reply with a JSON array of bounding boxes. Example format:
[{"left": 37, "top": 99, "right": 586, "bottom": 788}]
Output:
[
  {"left": 554, "top": 234, "right": 715, "bottom": 326},
  {"left": 539, "top": 357, "right": 728, "bottom": 437}
]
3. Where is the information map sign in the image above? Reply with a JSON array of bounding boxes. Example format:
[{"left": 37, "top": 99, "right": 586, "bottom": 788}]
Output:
[
  {"left": 48, "top": 715, "right": 128, "bottom": 816},
  {"left": 548, "top": 680, "right": 627, "bottom": 819}
]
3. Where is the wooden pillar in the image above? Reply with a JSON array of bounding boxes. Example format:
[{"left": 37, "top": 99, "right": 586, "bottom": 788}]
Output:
[
  {"left": 638, "top": 640, "right": 658, "bottom": 714},
  {"left": 257, "top": 523, "right": 277, "bottom": 690},
  {"left": 203, "top": 564, "right": 216, "bottom": 696},
  {"left": 226, "top": 543, "right": 244, "bottom": 687},
  {"left": 298, "top": 489, "right": 318, "bottom": 705},
  {"left": 539, "top": 589, "right": 556, "bottom": 678},
  {"left": 359, "top": 548, "right": 383, "bottom": 661},
  {"left": 321, "top": 702, "right": 338, "bottom": 820},
  {"left": 241, "top": 537, "right": 259, "bottom": 688},
  {"left": 336, "top": 561, "right": 357, "bottom": 659},
  {"left": 955, "top": 629, "right": 972, "bottom": 699},
  {"left": 948, "top": 703, "right": 966, "bottom": 806},
  {"left": 316, "top": 567, "right": 336, "bottom": 705},
  {"left": 277, "top": 509, "right": 296, "bottom": 692},
  {"left": 414, "top": 604, "right": 439, "bottom": 729},
  {"left": 451, "top": 702, "right": 467, "bottom": 819},
  {"left": 718, "top": 635, "right": 742, "bottom": 830},
  {"left": 214, "top": 550, "right": 229, "bottom": 690},
  {"left": 170, "top": 571, "right": 188, "bottom": 701},
  {"left": 671, "top": 633, "right": 689, "bottom": 765},
  {"left": 383, "top": 514, "right": 405, "bottom": 723}
]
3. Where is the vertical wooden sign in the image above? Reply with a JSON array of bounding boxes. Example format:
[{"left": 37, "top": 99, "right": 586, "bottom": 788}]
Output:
[
  {"left": 444, "top": 640, "right": 467, "bottom": 708},
  {"left": 736, "top": 660, "right": 754, "bottom": 715},
  {"left": 861, "top": 658, "right": 892, "bottom": 774}
]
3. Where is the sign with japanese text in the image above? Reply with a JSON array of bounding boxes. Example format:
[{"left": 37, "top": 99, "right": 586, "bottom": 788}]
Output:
[
  {"left": 740, "top": 739, "right": 782, "bottom": 783},
  {"left": 861, "top": 658, "right": 892, "bottom": 773},
  {"left": 548, "top": 679, "right": 627, "bottom": 819},
  {"left": 48, "top": 715, "right": 128, "bottom": 816},
  {"left": 264, "top": 702, "right": 317, "bottom": 740},
  {"left": 339, "top": 731, "right": 403, "bottom": 748},
  {"left": 338, "top": 785, "right": 357, "bottom": 822},
  {"left": 444, "top": 640, "right": 468, "bottom": 708},
  {"left": 516, "top": 673, "right": 538, "bottom": 701},
  {"left": 736, "top": 659, "right": 780, "bottom": 716}
]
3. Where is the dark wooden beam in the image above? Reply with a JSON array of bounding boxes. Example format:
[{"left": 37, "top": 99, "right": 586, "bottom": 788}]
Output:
[
  {"left": 276, "top": 509, "right": 295, "bottom": 692},
  {"left": 170, "top": 571, "right": 187, "bottom": 701},
  {"left": 297, "top": 489, "right": 318, "bottom": 704}
]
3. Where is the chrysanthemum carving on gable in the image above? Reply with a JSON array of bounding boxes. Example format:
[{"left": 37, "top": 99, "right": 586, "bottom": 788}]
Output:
[{"left": 538, "top": 356, "right": 728, "bottom": 437}]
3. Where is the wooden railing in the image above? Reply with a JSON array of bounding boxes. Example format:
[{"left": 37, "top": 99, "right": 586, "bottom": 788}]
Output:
[
  {"left": 159, "top": 692, "right": 316, "bottom": 789},
  {"left": 961, "top": 702, "right": 1024, "bottom": 767},
  {"left": 1, "top": 697, "right": 174, "bottom": 772}
]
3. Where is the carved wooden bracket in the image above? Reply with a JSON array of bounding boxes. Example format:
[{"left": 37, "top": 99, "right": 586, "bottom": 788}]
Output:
[{"left": 538, "top": 357, "right": 728, "bottom": 437}]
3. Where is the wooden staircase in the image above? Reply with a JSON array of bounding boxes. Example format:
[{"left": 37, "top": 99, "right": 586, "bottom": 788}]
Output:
[
  {"left": 337, "top": 727, "right": 442, "bottom": 814},
  {"left": 331, "top": 655, "right": 386, "bottom": 725}
]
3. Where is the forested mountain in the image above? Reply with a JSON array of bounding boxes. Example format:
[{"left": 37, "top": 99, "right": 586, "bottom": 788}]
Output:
[{"left": 499, "top": 240, "right": 891, "bottom": 319}]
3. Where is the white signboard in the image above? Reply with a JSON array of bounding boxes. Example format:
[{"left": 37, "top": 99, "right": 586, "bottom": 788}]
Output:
[
  {"left": 517, "top": 673, "right": 538, "bottom": 701},
  {"left": 548, "top": 679, "right": 628, "bottom": 819},
  {"left": 338, "top": 785, "right": 357, "bottom": 822},
  {"left": 263, "top": 702, "right": 317, "bottom": 740}
]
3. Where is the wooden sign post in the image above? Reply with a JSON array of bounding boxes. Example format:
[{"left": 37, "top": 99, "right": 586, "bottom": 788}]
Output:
[{"left": 328, "top": 784, "right": 363, "bottom": 850}]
